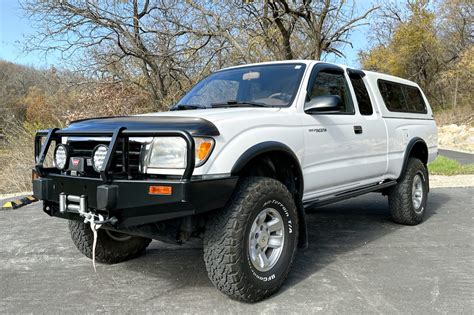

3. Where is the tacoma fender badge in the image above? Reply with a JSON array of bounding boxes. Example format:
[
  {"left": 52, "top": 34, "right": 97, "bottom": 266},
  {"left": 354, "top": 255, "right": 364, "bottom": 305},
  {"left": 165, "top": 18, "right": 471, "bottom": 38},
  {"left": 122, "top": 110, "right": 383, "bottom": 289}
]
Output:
[{"left": 308, "top": 128, "right": 327, "bottom": 133}]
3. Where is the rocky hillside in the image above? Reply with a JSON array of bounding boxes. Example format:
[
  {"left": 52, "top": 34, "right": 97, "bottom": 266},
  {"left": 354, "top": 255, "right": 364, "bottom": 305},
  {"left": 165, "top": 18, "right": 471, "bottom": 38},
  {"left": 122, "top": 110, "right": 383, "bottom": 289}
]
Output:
[{"left": 438, "top": 124, "right": 474, "bottom": 153}]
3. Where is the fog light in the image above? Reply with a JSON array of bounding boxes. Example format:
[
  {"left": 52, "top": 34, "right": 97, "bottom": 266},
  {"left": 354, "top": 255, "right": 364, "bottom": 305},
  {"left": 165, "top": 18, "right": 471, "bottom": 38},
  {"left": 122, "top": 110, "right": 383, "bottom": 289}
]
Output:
[
  {"left": 92, "top": 145, "right": 109, "bottom": 172},
  {"left": 54, "top": 144, "right": 69, "bottom": 170}
]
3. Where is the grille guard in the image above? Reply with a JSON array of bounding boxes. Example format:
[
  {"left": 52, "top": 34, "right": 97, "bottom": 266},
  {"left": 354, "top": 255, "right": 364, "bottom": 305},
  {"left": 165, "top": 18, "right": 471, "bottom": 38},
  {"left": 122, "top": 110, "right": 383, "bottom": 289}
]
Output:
[{"left": 34, "top": 127, "right": 196, "bottom": 183}]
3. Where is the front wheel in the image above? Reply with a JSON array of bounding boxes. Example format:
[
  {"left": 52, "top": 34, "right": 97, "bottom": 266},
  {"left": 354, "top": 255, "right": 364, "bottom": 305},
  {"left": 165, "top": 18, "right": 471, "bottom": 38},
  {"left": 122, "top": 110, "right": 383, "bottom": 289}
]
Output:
[
  {"left": 68, "top": 220, "right": 151, "bottom": 264},
  {"left": 203, "top": 177, "right": 299, "bottom": 302},
  {"left": 388, "top": 157, "right": 429, "bottom": 225}
]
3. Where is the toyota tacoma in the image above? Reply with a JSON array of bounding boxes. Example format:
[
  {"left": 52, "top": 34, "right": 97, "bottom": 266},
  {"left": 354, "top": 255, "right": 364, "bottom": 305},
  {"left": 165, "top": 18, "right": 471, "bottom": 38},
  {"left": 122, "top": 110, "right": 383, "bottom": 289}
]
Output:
[{"left": 33, "top": 60, "right": 438, "bottom": 302}]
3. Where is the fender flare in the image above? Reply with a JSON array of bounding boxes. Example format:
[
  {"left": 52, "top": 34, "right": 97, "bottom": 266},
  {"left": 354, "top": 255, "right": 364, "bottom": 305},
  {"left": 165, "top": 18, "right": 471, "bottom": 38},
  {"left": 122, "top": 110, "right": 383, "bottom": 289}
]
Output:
[
  {"left": 401, "top": 137, "right": 428, "bottom": 174},
  {"left": 400, "top": 137, "right": 429, "bottom": 191},
  {"left": 231, "top": 141, "right": 304, "bottom": 194},
  {"left": 231, "top": 141, "right": 308, "bottom": 248}
]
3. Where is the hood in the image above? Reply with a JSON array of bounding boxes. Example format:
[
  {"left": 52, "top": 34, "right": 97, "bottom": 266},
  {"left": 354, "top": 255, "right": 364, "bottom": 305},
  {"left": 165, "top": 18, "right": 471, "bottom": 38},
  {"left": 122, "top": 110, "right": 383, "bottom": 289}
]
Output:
[
  {"left": 138, "top": 107, "right": 281, "bottom": 123},
  {"left": 64, "top": 115, "right": 220, "bottom": 136},
  {"left": 64, "top": 107, "right": 283, "bottom": 137}
]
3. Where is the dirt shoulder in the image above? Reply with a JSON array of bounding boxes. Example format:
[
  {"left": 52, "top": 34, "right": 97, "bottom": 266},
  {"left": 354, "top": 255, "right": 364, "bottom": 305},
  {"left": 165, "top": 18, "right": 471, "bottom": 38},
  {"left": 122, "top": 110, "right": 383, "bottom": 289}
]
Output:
[
  {"left": 0, "top": 191, "right": 32, "bottom": 201},
  {"left": 430, "top": 175, "right": 474, "bottom": 188}
]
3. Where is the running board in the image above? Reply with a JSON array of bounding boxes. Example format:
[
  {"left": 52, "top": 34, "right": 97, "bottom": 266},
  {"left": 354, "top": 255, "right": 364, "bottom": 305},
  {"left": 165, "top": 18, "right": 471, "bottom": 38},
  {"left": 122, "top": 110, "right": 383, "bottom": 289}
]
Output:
[{"left": 303, "top": 180, "right": 397, "bottom": 209}]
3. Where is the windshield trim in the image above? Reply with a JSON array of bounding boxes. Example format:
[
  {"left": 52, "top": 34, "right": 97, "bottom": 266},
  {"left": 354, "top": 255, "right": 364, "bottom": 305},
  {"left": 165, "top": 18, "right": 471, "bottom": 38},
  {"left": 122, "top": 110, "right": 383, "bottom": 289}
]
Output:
[{"left": 173, "top": 63, "right": 307, "bottom": 110}]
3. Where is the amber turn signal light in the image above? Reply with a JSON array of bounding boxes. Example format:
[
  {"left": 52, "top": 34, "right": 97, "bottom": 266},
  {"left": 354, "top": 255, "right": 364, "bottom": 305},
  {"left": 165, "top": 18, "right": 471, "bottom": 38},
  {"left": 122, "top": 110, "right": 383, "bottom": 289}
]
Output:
[
  {"left": 149, "top": 185, "right": 172, "bottom": 195},
  {"left": 197, "top": 141, "right": 212, "bottom": 160},
  {"left": 32, "top": 169, "right": 40, "bottom": 181},
  {"left": 194, "top": 137, "right": 215, "bottom": 165}
]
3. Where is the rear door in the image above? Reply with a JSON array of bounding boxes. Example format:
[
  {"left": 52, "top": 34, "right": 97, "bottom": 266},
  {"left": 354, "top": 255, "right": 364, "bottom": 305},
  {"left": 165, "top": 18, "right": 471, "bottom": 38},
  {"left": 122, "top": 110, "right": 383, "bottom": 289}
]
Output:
[{"left": 301, "top": 64, "right": 387, "bottom": 200}]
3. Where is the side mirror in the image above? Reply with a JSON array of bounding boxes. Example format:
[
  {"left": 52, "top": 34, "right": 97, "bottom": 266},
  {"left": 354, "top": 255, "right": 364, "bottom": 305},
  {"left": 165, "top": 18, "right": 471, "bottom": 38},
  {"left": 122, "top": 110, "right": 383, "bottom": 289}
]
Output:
[{"left": 304, "top": 95, "right": 343, "bottom": 114}]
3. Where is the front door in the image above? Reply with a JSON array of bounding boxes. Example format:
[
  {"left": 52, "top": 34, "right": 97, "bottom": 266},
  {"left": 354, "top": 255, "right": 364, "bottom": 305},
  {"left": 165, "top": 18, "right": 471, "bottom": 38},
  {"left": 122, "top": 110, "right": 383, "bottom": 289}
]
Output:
[{"left": 301, "top": 64, "right": 387, "bottom": 201}]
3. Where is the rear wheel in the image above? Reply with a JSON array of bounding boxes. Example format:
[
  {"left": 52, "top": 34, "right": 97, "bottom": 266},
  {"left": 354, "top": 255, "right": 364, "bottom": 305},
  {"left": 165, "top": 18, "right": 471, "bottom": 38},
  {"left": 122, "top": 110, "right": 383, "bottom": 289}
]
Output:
[
  {"left": 68, "top": 220, "right": 151, "bottom": 264},
  {"left": 203, "top": 177, "right": 299, "bottom": 302},
  {"left": 388, "top": 158, "right": 429, "bottom": 225}
]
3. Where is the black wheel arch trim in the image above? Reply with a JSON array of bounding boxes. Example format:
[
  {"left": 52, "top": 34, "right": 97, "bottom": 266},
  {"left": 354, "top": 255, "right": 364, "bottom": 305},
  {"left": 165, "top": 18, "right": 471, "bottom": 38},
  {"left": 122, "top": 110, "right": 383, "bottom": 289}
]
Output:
[
  {"left": 401, "top": 137, "right": 429, "bottom": 191},
  {"left": 231, "top": 141, "right": 308, "bottom": 248},
  {"left": 231, "top": 141, "right": 304, "bottom": 194}
]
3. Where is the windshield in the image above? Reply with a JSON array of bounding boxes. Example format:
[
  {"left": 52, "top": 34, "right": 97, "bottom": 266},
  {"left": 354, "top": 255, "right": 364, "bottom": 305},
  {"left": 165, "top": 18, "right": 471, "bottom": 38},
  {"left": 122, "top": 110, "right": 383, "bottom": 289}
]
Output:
[{"left": 175, "top": 63, "right": 307, "bottom": 108}]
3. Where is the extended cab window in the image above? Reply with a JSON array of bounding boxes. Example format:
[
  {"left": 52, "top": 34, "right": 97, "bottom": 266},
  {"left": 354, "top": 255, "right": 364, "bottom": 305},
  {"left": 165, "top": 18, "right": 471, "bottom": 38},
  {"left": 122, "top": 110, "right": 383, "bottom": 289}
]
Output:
[
  {"left": 308, "top": 70, "right": 354, "bottom": 113},
  {"left": 378, "top": 80, "right": 427, "bottom": 113},
  {"left": 349, "top": 74, "right": 373, "bottom": 115}
]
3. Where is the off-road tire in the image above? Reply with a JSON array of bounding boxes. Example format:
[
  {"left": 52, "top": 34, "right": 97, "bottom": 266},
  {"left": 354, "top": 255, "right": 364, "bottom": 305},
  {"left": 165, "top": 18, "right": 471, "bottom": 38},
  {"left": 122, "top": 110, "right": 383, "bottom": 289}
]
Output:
[
  {"left": 68, "top": 220, "right": 151, "bottom": 264},
  {"left": 203, "top": 177, "right": 299, "bottom": 302},
  {"left": 388, "top": 157, "right": 428, "bottom": 225}
]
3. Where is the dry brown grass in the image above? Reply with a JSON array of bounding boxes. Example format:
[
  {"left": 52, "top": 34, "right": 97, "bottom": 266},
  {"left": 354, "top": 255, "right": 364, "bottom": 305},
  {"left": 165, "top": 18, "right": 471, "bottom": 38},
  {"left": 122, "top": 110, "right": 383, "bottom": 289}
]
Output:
[
  {"left": 0, "top": 122, "right": 37, "bottom": 194},
  {"left": 0, "top": 83, "right": 154, "bottom": 195}
]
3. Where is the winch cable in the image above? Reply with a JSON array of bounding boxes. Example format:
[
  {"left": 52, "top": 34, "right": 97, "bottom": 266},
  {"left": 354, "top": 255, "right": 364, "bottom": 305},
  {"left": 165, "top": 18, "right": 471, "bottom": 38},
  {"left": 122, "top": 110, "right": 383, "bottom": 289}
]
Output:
[
  {"left": 77, "top": 206, "right": 104, "bottom": 272},
  {"left": 90, "top": 217, "right": 103, "bottom": 272}
]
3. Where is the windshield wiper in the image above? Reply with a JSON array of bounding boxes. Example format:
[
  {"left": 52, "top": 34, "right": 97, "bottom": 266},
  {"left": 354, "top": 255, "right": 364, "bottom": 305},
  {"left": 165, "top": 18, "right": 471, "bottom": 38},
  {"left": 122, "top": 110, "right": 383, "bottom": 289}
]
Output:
[
  {"left": 211, "top": 100, "right": 268, "bottom": 108},
  {"left": 170, "top": 104, "right": 207, "bottom": 111}
]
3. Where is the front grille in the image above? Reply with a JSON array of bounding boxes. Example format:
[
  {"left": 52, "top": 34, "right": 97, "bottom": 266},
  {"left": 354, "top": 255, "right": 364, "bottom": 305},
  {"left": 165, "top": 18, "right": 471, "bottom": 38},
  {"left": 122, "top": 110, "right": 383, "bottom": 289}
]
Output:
[{"left": 67, "top": 139, "right": 144, "bottom": 178}]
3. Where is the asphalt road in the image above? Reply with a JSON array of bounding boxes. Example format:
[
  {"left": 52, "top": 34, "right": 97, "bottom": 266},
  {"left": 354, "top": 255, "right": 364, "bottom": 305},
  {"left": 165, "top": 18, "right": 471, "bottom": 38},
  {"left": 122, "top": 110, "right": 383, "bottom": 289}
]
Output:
[
  {"left": 438, "top": 149, "right": 474, "bottom": 165},
  {"left": 1, "top": 188, "right": 473, "bottom": 314}
]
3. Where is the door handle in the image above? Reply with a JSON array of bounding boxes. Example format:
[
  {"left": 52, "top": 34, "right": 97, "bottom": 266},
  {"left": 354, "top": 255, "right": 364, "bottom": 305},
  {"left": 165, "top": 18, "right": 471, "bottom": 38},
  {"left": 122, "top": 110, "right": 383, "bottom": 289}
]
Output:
[{"left": 353, "top": 125, "right": 363, "bottom": 134}]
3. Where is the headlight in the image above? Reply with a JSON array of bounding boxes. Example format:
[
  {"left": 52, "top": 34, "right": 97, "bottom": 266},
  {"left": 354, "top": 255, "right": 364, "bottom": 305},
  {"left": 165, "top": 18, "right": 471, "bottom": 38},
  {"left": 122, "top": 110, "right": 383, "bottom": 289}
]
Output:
[
  {"left": 92, "top": 145, "right": 109, "bottom": 172},
  {"left": 147, "top": 137, "right": 187, "bottom": 169},
  {"left": 54, "top": 144, "right": 69, "bottom": 170},
  {"left": 145, "top": 137, "right": 214, "bottom": 169}
]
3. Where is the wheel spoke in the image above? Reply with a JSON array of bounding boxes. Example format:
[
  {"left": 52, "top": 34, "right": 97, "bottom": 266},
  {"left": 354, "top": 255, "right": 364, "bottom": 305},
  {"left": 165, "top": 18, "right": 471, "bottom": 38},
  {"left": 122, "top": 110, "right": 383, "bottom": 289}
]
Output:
[
  {"left": 250, "top": 249, "right": 258, "bottom": 263},
  {"left": 256, "top": 211, "right": 267, "bottom": 225},
  {"left": 267, "top": 235, "right": 283, "bottom": 248},
  {"left": 267, "top": 218, "right": 283, "bottom": 233},
  {"left": 258, "top": 252, "right": 270, "bottom": 268}
]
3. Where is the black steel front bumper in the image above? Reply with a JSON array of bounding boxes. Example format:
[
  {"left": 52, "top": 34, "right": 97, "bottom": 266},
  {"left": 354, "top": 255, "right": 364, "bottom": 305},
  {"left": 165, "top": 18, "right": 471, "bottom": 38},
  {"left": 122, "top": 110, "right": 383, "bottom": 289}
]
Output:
[
  {"left": 33, "top": 127, "right": 237, "bottom": 228},
  {"left": 33, "top": 174, "right": 238, "bottom": 228}
]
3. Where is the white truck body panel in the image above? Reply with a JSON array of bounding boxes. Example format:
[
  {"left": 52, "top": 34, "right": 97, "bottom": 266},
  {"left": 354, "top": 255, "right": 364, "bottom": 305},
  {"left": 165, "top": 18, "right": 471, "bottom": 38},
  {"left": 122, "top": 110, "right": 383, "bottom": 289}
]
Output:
[{"left": 139, "top": 60, "right": 437, "bottom": 200}]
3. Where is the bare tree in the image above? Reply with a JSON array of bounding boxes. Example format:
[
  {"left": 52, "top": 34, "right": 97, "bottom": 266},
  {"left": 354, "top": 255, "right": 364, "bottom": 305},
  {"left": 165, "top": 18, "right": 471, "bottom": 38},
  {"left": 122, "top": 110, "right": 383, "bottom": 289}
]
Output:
[
  {"left": 22, "top": 0, "right": 225, "bottom": 106},
  {"left": 22, "top": 0, "right": 378, "bottom": 106},
  {"left": 240, "top": 0, "right": 379, "bottom": 60}
]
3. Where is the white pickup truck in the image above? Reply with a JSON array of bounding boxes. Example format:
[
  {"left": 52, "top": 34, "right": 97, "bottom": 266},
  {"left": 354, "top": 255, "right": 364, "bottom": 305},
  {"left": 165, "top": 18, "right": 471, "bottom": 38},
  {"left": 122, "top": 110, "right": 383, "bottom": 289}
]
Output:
[{"left": 33, "top": 60, "right": 437, "bottom": 302}]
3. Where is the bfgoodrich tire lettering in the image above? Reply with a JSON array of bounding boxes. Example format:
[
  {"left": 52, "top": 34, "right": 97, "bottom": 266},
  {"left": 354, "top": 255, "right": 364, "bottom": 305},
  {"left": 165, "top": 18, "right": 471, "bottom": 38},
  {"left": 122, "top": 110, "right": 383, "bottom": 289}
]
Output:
[
  {"left": 68, "top": 220, "right": 151, "bottom": 264},
  {"left": 389, "top": 157, "right": 429, "bottom": 225},
  {"left": 203, "top": 177, "right": 299, "bottom": 302}
]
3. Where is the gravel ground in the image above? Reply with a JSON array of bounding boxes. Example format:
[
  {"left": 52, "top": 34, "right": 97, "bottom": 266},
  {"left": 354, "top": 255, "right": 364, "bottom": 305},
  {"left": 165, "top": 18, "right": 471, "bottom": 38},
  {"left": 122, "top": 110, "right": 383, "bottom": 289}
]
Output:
[
  {"left": 429, "top": 175, "right": 474, "bottom": 188},
  {"left": 1, "top": 187, "right": 473, "bottom": 313}
]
